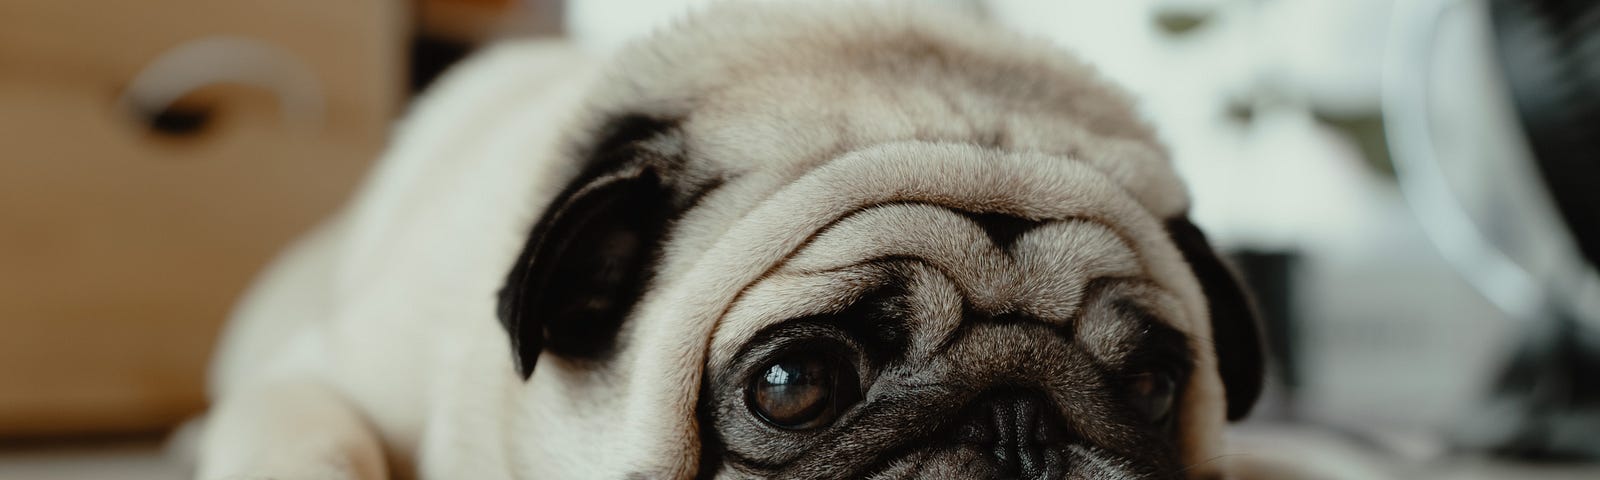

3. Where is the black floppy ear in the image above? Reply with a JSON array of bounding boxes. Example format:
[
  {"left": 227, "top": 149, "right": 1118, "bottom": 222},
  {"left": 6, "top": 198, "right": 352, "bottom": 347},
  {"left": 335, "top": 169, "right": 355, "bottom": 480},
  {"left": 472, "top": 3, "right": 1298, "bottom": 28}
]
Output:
[
  {"left": 1166, "top": 217, "right": 1264, "bottom": 421},
  {"left": 497, "top": 116, "right": 684, "bottom": 379}
]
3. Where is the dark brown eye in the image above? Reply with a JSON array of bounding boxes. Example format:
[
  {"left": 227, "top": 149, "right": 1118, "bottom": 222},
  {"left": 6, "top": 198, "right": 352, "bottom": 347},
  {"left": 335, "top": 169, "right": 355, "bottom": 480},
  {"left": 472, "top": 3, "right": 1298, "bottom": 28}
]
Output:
[
  {"left": 748, "top": 351, "right": 861, "bottom": 429},
  {"left": 1129, "top": 372, "right": 1177, "bottom": 423}
]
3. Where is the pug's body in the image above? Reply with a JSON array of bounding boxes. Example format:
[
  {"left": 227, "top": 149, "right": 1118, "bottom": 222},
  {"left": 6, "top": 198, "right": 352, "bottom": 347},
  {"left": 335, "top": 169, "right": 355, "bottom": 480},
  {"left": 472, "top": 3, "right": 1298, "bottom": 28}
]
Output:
[{"left": 195, "top": 3, "right": 1261, "bottom": 479}]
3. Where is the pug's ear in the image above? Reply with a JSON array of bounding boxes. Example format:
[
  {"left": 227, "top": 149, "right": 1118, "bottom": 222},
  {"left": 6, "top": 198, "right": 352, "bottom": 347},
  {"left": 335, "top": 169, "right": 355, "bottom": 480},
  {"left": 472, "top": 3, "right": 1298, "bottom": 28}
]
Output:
[
  {"left": 497, "top": 115, "right": 684, "bottom": 379},
  {"left": 1165, "top": 217, "right": 1264, "bottom": 421}
]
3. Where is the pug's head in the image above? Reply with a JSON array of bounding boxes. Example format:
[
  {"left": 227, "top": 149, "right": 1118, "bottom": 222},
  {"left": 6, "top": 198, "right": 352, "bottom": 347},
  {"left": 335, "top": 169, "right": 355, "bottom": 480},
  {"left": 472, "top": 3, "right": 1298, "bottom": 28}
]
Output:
[{"left": 496, "top": 4, "right": 1262, "bottom": 479}]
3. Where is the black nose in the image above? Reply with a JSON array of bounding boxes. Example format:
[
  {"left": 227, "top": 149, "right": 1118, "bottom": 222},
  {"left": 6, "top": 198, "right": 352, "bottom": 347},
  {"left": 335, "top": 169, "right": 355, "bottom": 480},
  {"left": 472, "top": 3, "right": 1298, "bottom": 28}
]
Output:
[{"left": 952, "top": 390, "right": 1070, "bottom": 478}]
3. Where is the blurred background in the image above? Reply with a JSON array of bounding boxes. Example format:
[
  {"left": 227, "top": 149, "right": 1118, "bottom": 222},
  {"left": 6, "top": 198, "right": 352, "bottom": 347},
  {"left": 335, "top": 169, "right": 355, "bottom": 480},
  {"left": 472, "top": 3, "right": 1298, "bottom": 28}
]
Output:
[{"left": 1, "top": 0, "right": 1595, "bottom": 478}]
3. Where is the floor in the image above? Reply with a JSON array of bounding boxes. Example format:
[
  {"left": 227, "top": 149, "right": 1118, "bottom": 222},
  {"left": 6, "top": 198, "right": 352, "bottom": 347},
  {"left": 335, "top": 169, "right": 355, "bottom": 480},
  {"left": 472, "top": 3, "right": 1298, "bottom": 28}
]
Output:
[{"left": 1, "top": 427, "right": 1596, "bottom": 479}]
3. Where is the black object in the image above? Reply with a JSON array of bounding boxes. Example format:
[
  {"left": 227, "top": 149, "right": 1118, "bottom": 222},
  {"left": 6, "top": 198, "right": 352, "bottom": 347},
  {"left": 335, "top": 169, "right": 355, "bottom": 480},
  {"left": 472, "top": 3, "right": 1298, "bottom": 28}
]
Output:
[
  {"left": 1491, "top": 0, "right": 1600, "bottom": 267},
  {"left": 1231, "top": 251, "right": 1299, "bottom": 395},
  {"left": 1458, "top": 0, "right": 1600, "bottom": 461},
  {"left": 1458, "top": 308, "right": 1600, "bottom": 460},
  {"left": 410, "top": 34, "right": 474, "bottom": 95}
]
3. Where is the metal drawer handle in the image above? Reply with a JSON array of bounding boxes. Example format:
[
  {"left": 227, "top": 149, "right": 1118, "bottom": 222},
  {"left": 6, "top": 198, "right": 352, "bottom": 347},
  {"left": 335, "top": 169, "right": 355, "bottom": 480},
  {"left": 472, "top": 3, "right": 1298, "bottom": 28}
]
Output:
[{"left": 119, "top": 36, "right": 325, "bottom": 137}]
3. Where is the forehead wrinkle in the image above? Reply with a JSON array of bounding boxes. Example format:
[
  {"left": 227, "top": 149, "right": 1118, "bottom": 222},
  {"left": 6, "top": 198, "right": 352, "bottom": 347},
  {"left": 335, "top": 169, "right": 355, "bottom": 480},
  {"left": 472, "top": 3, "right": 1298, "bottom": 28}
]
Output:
[
  {"left": 783, "top": 203, "right": 1017, "bottom": 311},
  {"left": 1008, "top": 219, "right": 1143, "bottom": 323},
  {"left": 707, "top": 265, "right": 890, "bottom": 374},
  {"left": 896, "top": 263, "right": 965, "bottom": 361},
  {"left": 683, "top": 143, "right": 1191, "bottom": 369},
  {"left": 1076, "top": 279, "right": 1188, "bottom": 367}
]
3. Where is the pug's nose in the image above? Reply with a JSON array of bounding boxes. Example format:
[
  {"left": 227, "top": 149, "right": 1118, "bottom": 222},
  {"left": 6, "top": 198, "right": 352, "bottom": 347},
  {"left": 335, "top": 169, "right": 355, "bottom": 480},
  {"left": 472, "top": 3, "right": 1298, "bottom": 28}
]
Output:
[{"left": 952, "top": 390, "right": 1069, "bottom": 479}]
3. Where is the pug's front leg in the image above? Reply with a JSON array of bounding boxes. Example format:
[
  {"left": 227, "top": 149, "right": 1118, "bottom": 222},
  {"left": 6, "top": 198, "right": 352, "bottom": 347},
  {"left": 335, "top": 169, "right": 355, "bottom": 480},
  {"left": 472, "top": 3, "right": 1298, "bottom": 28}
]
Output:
[{"left": 197, "top": 381, "right": 387, "bottom": 480}]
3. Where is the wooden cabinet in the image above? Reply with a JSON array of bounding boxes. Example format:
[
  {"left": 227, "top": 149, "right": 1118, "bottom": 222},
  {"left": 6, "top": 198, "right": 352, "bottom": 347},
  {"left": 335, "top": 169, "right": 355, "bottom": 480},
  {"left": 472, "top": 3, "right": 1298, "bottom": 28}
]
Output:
[{"left": 0, "top": 0, "right": 404, "bottom": 437}]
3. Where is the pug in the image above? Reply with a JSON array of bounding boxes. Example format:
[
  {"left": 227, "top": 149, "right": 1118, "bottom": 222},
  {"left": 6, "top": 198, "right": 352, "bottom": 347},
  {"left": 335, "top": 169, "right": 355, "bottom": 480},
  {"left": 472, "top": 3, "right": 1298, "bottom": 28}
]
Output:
[{"left": 192, "top": 2, "right": 1262, "bottom": 479}]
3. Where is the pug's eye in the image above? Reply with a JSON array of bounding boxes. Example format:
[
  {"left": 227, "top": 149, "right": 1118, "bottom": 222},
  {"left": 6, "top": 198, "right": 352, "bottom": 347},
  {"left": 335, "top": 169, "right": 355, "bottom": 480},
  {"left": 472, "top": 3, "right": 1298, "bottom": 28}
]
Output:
[
  {"left": 1129, "top": 371, "right": 1177, "bottom": 423},
  {"left": 747, "top": 351, "right": 862, "bottom": 430}
]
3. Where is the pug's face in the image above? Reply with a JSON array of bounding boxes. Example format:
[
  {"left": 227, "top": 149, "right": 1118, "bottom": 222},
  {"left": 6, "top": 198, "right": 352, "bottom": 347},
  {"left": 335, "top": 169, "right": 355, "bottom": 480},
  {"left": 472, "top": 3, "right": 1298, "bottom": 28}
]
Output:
[
  {"left": 697, "top": 203, "right": 1211, "bottom": 479},
  {"left": 494, "top": 5, "right": 1262, "bottom": 478},
  {"left": 499, "top": 129, "right": 1259, "bottom": 480}
]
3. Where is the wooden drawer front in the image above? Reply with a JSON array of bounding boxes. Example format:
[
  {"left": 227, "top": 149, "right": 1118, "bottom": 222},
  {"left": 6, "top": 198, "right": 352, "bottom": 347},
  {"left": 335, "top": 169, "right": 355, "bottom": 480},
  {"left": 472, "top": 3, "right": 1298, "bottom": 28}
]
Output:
[{"left": 0, "top": 0, "right": 403, "bottom": 437}]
